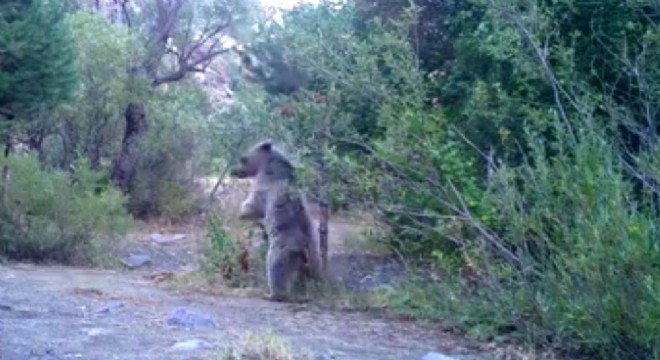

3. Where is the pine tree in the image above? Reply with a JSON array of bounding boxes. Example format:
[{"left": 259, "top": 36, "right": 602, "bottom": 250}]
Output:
[{"left": 0, "top": 0, "right": 78, "bottom": 120}]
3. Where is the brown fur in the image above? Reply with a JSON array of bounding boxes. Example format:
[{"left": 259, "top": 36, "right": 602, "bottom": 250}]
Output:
[{"left": 231, "top": 139, "right": 323, "bottom": 301}]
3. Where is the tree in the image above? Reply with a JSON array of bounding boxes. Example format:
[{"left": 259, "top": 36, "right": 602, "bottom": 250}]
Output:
[
  {"left": 0, "top": 0, "right": 78, "bottom": 123},
  {"left": 37, "top": 12, "right": 136, "bottom": 169},
  {"left": 108, "top": 0, "right": 256, "bottom": 195},
  {"left": 353, "top": 0, "right": 463, "bottom": 73}
]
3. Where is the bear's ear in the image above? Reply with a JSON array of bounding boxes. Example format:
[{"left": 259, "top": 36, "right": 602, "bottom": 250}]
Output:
[{"left": 259, "top": 140, "right": 273, "bottom": 152}]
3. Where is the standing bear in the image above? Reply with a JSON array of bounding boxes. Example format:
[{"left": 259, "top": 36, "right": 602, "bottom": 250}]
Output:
[{"left": 230, "top": 139, "right": 323, "bottom": 301}]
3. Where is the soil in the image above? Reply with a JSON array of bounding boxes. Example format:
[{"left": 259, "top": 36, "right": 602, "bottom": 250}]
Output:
[{"left": 0, "top": 263, "right": 492, "bottom": 360}]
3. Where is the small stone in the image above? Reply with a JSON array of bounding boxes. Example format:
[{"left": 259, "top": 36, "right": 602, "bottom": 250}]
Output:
[
  {"left": 150, "top": 233, "right": 187, "bottom": 245},
  {"left": 94, "top": 301, "right": 125, "bottom": 314},
  {"left": 120, "top": 252, "right": 151, "bottom": 268},
  {"left": 421, "top": 352, "right": 458, "bottom": 360},
  {"left": 166, "top": 307, "right": 216, "bottom": 329},
  {"left": 86, "top": 328, "right": 105, "bottom": 336},
  {"left": 170, "top": 339, "right": 214, "bottom": 352},
  {"left": 359, "top": 274, "right": 374, "bottom": 284}
]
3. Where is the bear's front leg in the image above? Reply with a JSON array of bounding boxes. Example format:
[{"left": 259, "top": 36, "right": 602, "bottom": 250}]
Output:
[{"left": 239, "top": 196, "right": 265, "bottom": 220}]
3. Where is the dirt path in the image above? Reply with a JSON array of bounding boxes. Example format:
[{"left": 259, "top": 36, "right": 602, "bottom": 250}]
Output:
[{"left": 0, "top": 263, "right": 492, "bottom": 360}]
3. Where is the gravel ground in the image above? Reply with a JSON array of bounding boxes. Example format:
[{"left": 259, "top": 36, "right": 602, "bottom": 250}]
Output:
[{"left": 0, "top": 263, "right": 493, "bottom": 360}]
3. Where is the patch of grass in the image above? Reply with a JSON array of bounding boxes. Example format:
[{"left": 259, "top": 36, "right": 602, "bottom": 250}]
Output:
[
  {"left": 346, "top": 227, "right": 391, "bottom": 255},
  {"left": 492, "top": 346, "right": 560, "bottom": 360},
  {"left": 302, "top": 279, "right": 376, "bottom": 310},
  {"left": 219, "top": 331, "right": 309, "bottom": 360}
]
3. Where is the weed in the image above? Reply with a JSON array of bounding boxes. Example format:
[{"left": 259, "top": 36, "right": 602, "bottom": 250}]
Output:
[{"left": 219, "top": 331, "right": 308, "bottom": 360}]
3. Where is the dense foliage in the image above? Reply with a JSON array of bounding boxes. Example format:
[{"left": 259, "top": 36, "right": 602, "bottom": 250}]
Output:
[
  {"left": 236, "top": 1, "right": 660, "bottom": 358},
  {"left": 0, "top": 0, "right": 78, "bottom": 121}
]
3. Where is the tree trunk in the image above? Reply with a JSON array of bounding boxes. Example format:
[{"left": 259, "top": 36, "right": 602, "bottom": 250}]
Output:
[
  {"left": 27, "top": 130, "right": 46, "bottom": 164},
  {"left": 111, "top": 102, "right": 148, "bottom": 193},
  {"left": 1, "top": 138, "right": 12, "bottom": 203},
  {"left": 89, "top": 144, "right": 101, "bottom": 170},
  {"left": 315, "top": 151, "right": 330, "bottom": 275}
]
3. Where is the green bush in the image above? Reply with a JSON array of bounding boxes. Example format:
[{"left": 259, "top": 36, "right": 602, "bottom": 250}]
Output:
[
  {"left": 486, "top": 121, "right": 660, "bottom": 357},
  {"left": 0, "top": 155, "right": 131, "bottom": 264},
  {"left": 201, "top": 216, "right": 247, "bottom": 286},
  {"left": 377, "top": 119, "right": 660, "bottom": 360},
  {"left": 402, "top": 119, "right": 660, "bottom": 358},
  {"left": 369, "top": 107, "right": 489, "bottom": 257}
]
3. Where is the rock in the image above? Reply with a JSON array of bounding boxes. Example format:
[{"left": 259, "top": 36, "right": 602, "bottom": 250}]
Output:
[
  {"left": 166, "top": 307, "right": 216, "bottom": 329},
  {"left": 3, "top": 272, "right": 16, "bottom": 279},
  {"left": 120, "top": 252, "right": 151, "bottom": 268},
  {"left": 150, "top": 233, "right": 187, "bottom": 245},
  {"left": 359, "top": 274, "right": 374, "bottom": 284},
  {"left": 421, "top": 352, "right": 459, "bottom": 360},
  {"left": 170, "top": 339, "right": 214, "bottom": 352},
  {"left": 84, "top": 328, "right": 107, "bottom": 337},
  {"left": 94, "top": 301, "right": 125, "bottom": 314}
]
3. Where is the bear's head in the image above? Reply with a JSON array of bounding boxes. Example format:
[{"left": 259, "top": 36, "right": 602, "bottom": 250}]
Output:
[{"left": 230, "top": 139, "right": 274, "bottom": 179}]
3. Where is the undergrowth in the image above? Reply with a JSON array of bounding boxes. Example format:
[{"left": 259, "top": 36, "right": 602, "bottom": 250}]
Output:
[
  {"left": 200, "top": 215, "right": 251, "bottom": 287},
  {"left": 376, "top": 120, "right": 660, "bottom": 359},
  {"left": 0, "top": 155, "right": 131, "bottom": 264}
]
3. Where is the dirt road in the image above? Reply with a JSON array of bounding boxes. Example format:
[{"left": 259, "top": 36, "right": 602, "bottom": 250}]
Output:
[{"left": 0, "top": 263, "right": 491, "bottom": 360}]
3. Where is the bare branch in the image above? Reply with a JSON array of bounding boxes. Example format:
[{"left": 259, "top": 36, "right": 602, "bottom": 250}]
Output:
[
  {"left": 150, "top": 0, "right": 186, "bottom": 47},
  {"left": 148, "top": 1, "right": 233, "bottom": 87},
  {"left": 184, "top": 19, "right": 231, "bottom": 62},
  {"left": 209, "top": 119, "right": 252, "bottom": 204},
  {"left": 120, "top": 0, "right": 132, "bottom": 27},
  {"left": 152, "top": 47, "right": 230, "bottom": 86}
]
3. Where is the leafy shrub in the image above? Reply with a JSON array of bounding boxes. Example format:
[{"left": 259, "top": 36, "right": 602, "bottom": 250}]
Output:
[
  {"left": 397, "top": 119, "right": 660, "bottom": 358},
  {"left": 201, "top": 216, "right": 247, "bottom": 286},
  {"left": 368, "top": 107, "right": 489, "bottom": 257},
  {"left": 0, "top": 155, "right": 131, "bottom": 264},
  {"left": 484, "top": 121, "right": 660, "bottom": 357}
]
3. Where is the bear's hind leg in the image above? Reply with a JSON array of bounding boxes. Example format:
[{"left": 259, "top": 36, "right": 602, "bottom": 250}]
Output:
[{"left": 266, "top": 248, "right": 305, "bottom": 302}]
